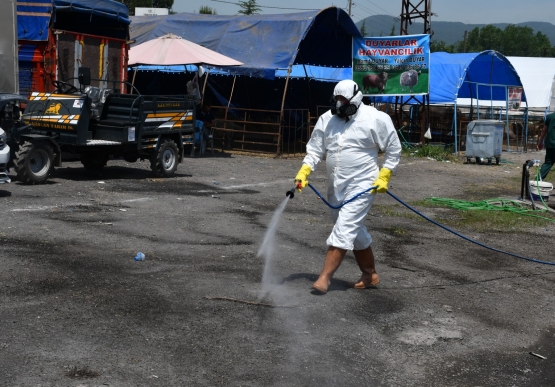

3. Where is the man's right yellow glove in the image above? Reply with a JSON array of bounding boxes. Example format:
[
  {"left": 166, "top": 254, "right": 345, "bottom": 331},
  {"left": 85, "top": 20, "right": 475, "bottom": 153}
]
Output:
[
  {"left": 294, "top": 164, "right": 312, "bottom": 193},
  {"left": 372, "top": 167, "right": 392, "bottom": 194}
]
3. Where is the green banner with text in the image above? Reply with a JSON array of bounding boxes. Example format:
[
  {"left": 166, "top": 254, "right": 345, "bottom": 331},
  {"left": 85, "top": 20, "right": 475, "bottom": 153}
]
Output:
[{"left": 353, "top": 34, "right": 430, "bottom": 96}]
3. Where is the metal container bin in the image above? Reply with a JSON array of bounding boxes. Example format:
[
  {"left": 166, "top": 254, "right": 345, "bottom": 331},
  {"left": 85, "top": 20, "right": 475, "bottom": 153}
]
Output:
[{"left": 465, "top": 120, "right": 504, "bottom": 165}]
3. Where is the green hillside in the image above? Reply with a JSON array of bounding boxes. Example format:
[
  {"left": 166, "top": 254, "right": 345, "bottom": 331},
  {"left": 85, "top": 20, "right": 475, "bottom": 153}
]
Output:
[{"left": 356, "top": 15, "right": 555, "bottom": 46}]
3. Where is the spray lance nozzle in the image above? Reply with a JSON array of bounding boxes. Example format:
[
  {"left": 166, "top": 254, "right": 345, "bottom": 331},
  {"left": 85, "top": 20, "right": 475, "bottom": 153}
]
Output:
[
  {"left": 286, "top": 182, "right": 303, "bottom": 199},
  {"left": 286, "top": 185, "right": 297, "bottom": 199}
]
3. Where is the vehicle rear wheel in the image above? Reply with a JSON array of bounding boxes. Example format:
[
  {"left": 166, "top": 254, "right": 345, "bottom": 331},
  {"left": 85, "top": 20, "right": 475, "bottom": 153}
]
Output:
[
  {"left": 13, "top": 141, "right": 54, "bottom": 184},
  {"left": 151, "top": 139, "right": 178, "bottom": 177},
  {"left": 81, "top": 152, "right": 109, "bottom": 171}
]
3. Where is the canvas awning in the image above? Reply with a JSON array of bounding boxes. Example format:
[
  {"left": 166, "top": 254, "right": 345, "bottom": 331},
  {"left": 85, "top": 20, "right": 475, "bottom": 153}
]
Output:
[{"left": 128, "top": 33, "right": 243, "bottom": 67}]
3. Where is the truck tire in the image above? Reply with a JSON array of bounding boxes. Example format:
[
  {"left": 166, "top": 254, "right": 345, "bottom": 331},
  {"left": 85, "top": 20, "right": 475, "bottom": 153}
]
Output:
[
  {"left": 151, "top": 139, "right": 178, "bottom": 177},
  {"left": 13, "top": 141, "right": 54, "bottom": 184},
  {"left": 81, "top": 153, "right": 108, "bottom": 171}
]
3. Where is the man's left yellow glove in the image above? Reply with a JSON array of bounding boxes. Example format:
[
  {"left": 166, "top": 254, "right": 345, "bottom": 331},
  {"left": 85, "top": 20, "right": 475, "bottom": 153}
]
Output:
[
  {"left": 372, "top": 167, "right": 392, "bottom": 193},
  {"left": 294, "top": 164, "right": 312, "bottom": 192}
]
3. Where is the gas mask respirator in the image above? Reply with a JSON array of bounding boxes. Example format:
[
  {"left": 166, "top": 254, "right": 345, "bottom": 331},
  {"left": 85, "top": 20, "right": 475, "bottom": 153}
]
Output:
[{"left": 330, "top": 84, "right": 359, "bottom": 119}]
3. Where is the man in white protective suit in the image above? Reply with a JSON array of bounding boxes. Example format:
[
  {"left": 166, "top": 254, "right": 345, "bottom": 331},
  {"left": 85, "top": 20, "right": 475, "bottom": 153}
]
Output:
[{"left": 294, "top": 79, "right": 401, "bottom": 294}]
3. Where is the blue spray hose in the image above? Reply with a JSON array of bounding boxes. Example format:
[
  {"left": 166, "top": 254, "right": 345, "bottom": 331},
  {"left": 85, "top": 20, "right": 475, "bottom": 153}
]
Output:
[
  {"left": 305, "top": 183, "right": 555, "bottom": 266},
  {"left": 306, "top": 183, "right": 378, "bottom": 209}
]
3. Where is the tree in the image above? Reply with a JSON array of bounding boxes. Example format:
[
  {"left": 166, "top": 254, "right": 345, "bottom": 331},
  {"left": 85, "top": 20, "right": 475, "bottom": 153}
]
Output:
[
  {"left": 430, "top": 40, "right": 456, "bottom": 53},
  {"left": 360, "top": 20, "right": 366, "bottom": 36},
  {"left": 454, "top": 24, "right": 555, "bottom": 57},
  {"left": 199, "top": 5, "right": 216, "bottom": 14},
  {"left": 390, "top": 24, "right": 396, "bottom": 36},
  {"left": 237, "top": 0, "right": 261, "bottom": 15}
]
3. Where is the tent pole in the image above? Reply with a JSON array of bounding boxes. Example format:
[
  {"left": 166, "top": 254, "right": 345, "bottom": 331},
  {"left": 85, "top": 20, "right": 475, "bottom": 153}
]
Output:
[
  {"left": 201, "top": 69, "right": 210, "bottom": 105},
  {"left": 505, "top": 86, "right": 511, "bottom": 151},
  {"left": 298, "top": 52, "right": 313, "bottom": 114},
  {"left": 524, "top": 106, "right": 529, "bottom": 152},
  {"left": 394, "top": 96, "right": 399, "bottom": 128},
  {"left": 490, "top": 84, "right": 493, "bottom": 119},
  {"left": 454, "top": 101, "right": 458, "bottom": 156},
  {"left": 227, "top": 75, "right": 237, "bottom": 113},
  {"left": 277, "top": 66, "right": 292, "bottom": 157},
  {"left": 219, "top": 74, "right": 237, "bottom": 151},
  {"left": 476, "top": 84, "right": 480, "bottom": 120},
  {"left": 131, "top": 66, "right": 138, "bottom": 94}
]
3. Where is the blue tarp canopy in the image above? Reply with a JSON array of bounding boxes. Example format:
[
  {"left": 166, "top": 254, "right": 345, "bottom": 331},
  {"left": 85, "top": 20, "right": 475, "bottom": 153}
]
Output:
[
  {"left": 53, "top": 0, "right": 130, "bottom": 25},
  {"left": 17, "top": 0, "right": 130, "bottom": 41},
  {"left": 130, "top": 7, "right": 361, "bottom": 79},
  {"left": 430, "top": 51, "right": 525, "bottom": 103},
  {"left": 17, "top": 0, "right": 52, "bottom": 41}
]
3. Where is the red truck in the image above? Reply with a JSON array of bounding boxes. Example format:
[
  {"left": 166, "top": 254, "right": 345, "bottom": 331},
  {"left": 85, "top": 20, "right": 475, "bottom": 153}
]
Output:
[{"left": 16, "top": 0, "right": 130, "bottom": 95}]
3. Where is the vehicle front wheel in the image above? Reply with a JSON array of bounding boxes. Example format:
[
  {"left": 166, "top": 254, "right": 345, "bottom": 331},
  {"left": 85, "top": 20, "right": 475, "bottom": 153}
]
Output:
[
  {"left": 13, "top": 141, "right": 54, "bottom": 184},
  {"left": 151, "top": 139, "right": 178, "bottom": 177}
]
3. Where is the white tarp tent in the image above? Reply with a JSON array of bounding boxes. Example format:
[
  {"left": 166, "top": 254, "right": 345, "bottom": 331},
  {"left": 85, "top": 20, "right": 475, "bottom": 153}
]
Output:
[
  {"left": 457, "top": 57, "right": 555, "bottom": 113},
  {"left": 507, "top": 57, "right": 555, "bottom": 113}
]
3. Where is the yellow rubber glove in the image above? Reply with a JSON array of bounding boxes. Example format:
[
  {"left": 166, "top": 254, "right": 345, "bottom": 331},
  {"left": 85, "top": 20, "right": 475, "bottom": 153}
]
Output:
[
  {"left": 294, "top": 164, "right": 312, "bottom": 193},
  {"left": 372, "top": 167, "right": 392, "bottom": 194}
]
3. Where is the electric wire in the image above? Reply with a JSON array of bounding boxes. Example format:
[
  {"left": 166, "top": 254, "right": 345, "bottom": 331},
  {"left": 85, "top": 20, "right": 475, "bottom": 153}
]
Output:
[
  {"left": 360, "top": 0, "right": 400, "bottom": 20},
  {"left": 306, "top": 183, "right": 555, "bottom": 266},
  {"left": 354, "top": 3, "right": 396, "bottom": 32},
  {"left": 210, "top": 0, "right": 317, "bottom": 11}
]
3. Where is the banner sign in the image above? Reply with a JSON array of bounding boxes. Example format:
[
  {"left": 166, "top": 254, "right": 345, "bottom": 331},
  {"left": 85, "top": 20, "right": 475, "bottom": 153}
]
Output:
[
  {"left": 508, "top": 86, "right": 523, "bottom": 111},
  {"left": 353, "top": 34, "right": 430, "bottom": 96}
]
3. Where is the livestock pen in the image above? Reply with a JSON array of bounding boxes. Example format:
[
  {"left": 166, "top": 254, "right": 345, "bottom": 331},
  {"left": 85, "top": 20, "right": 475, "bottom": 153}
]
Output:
[
  {"left": 387, "top": 103, "right": 544, "bottom": 153},
  {"left": 209, "top": 106, "right": 313, "bottom": 157}
]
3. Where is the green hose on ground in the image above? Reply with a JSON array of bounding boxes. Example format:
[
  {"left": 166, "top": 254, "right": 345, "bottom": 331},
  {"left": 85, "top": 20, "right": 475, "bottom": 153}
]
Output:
[
  {"left": 397, "top": 126, "right": 414, "bottom": 149},
  {"left": 426, "top": 197, "right": 555, "bottom": 223}
]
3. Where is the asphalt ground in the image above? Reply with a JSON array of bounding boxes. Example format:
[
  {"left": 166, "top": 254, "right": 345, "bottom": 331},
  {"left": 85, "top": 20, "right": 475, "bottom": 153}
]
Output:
[{"left": 0, "top": 150, "right": 554, "bottom": 386}]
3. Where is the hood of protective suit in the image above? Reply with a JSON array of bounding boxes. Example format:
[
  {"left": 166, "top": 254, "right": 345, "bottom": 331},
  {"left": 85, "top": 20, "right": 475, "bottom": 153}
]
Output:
[{"left": 333, "top": 80, "right": 363, "bottom": 108}]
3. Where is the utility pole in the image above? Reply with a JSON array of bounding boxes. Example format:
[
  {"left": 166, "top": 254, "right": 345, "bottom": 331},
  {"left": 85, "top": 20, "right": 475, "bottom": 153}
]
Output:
[
  {"left": 400, "top": 0, "right": 433, "bottom": 36},
  {"left": 463, "top": 30, "right": 467, "bottom": 53},
  {"left": 347, "top": 0, "right": 353, "bottom": 17},
  {"left": 398, "top": 0, "right": 434, "bottom": 144}
]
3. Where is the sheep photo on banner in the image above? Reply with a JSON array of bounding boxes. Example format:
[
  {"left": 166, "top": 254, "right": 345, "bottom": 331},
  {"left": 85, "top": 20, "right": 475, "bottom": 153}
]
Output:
[{"left": 353, "top": 34, "right": 430, "bottom": 96}]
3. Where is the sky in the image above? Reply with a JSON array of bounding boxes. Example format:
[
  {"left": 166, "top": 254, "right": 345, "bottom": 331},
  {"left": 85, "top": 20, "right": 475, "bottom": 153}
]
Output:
[{"left": 171, "top": 0, "right": 555, "bottom": 25}]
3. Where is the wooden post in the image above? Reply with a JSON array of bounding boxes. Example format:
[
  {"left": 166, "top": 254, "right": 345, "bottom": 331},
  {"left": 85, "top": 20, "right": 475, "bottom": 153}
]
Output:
[
  {"left": 225, "top": 74, "right": 237, "bottom": 122},
  {"left": 201, "top": 69, "right": 210, "bottom": 105},
  {"left": 277, "top": 66, "right": 292, "bottom": 157},
  {"left": 222, "top": 74, "right": 237, "bottom": 150},
  {"left": 131, "top": 67, "right": 138, "bottom": 94}
]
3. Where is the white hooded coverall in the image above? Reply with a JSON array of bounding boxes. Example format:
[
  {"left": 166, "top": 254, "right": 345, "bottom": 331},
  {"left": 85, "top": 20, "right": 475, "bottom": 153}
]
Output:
[{"left": 302, "top": 80, "right": 401, "bottom": 251}]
